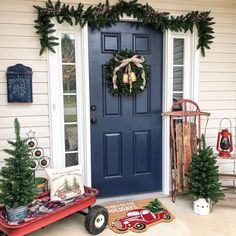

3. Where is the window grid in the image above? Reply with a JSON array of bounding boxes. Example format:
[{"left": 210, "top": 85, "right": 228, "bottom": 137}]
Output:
[
  {"left": 61, "top": 33, "right": 79, "bottom": 167},
  {"left": 173, "top": 38, "right": 184, "bottom": 105}
]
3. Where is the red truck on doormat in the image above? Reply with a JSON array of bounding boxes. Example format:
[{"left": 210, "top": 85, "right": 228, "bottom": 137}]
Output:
[{"left": 112, "top": 208, "right": 172, "bottom": 232}]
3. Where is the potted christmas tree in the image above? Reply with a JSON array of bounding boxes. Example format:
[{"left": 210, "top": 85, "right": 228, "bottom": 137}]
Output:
[
  {"left": 187, "top": 135, "right": 224, "bottom": 215},
  {"left": 0, "top": 118, "right": 37, "bottom": 222}
]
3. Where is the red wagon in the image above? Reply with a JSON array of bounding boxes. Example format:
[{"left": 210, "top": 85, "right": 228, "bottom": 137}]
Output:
[{"left": 0, "top": 187, "right": 108, "bottom": 236}]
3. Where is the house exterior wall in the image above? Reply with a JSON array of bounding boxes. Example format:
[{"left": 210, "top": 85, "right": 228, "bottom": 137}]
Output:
[{"left": 0, "top": 0, "right": 236, "bottom": 177}]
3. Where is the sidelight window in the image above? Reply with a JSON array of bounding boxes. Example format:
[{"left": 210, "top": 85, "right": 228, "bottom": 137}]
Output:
[
  {"left": 173, "top": 38, "right": 184, "bottom": 104},
  {"left": 60, "top": 33, "right": 79, "bottom": 167},
  {"left": 171, "top": 32, "right": 196, "bottom": 108}
]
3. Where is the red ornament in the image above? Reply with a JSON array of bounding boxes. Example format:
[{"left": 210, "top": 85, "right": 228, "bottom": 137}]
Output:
[
  {"left": 28, "top": 141, "right": 35, "bottom": 148},
  {"left": 31, "top": 161, "right": 37, "bottom": 169},
  {"left": 41, "top": 159, "right": 48, "bottom": 166},
  {"left": 35, "top": 150, "right": 42, "bottom": 157},
  {"left": 216, "top": 118, "right": 233, "bottom": 158}
]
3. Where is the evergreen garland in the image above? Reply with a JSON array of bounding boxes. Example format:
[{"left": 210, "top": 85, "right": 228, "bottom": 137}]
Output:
[
  {"left": 34, "top": 0, "right": 215, "bottom": 56},
  {"left": 0, "top": 119, "right": 37, "bottom": 208},
  {"left": 187, "top": 135, "right": 224, "bottom": 203},
  {"left": 106, "top": 49, "right": 150, "bottom": 96}
]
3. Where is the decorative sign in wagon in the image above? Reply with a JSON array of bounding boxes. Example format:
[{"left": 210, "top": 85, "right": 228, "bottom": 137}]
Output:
[{"left": 6, "top": 64, "right": 33, "bottom": 103}]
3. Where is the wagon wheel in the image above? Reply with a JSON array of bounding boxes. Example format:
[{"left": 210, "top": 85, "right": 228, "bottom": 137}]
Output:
[
  {"left": 163, "top": 214, "right": 172, "bottom": 220},
  {"left": 133, "top": 222, "right": 146, "bottom": 230},
  {"left": 85, "top": 205, "right": 108, "bottom": 235}
]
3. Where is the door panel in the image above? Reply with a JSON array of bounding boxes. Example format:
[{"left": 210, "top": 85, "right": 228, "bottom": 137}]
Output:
[
  {"left": 104, "top": 132, "right": 122, "bottom": 178},
  {"left": 133, "top": 130, "right": 151, "bottom": 174},
  {"left": 89, "top": 22, "right": 163, "bottom": 197}
]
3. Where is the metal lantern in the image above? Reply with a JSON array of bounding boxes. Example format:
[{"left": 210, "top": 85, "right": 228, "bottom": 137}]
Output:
[{"left": 216, "top": 118, "right": 233, "bottom": 158}]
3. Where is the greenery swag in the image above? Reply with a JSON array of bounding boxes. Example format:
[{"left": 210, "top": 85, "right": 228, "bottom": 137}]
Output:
[
  {"left": 34, "top": 0, "right": 215, "bottom": 56},
  {"left": 106, "top": 50, "right": 150, "bottom": 96}
]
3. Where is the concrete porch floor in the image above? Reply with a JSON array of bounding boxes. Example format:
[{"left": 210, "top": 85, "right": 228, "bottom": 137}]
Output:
[{"left": 29, "top": 192, "right": 236, "bottom": 236}]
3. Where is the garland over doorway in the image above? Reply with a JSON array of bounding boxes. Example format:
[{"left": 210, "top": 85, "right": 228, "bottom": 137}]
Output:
[{"left": 34, "top": 0, "right": 215, "bottom": 56}]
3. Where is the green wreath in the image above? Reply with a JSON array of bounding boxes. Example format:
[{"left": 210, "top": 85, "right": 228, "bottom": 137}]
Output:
[{"left": 106, "top": 50, "right": 150, "bottom": 96}]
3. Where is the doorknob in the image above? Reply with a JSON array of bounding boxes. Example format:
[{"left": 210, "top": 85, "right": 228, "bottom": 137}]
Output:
[{"left": 91, "top": 117, "right": 97, "bottom": 124}]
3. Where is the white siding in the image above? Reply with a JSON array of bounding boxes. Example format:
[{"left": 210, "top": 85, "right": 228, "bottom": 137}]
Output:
[
  {"left": 0, "top": 0, "right": 236, "bottom": 172},
  {"left": 0, "top": 0, "right": 50, "bottom": 170}
]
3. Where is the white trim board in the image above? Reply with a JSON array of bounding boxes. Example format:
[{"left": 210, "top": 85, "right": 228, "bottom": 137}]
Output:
[
  {"left": 97, "top": 191, "right": 166, "bottom": 205},
  {"left": 162, "top": 30, "right": 172, "bottom": 195},
  {"left": 81, "top": 24, "right": 92, "bottom": 187}
]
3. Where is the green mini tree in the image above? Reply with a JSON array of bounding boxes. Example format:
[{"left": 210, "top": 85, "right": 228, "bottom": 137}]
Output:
[
  {"left": 72, "top": 176, "right": 79, "bottom": 189},
  {"left": 187, "top": 134, "right": 224, "bottom": 203},
  {"left": 63, "top": 179, "right": 71, "bottom": 192},
  {"left": 145, "top": 199, "right": 165, "bottom": 213},
  {"left": 0, "top": 118, "right": 37, "bottom": 208}
]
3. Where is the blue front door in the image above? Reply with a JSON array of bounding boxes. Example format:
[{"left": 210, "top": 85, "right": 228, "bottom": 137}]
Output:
[{"left": 89, "top": 22, "right": 163, "bottom": 197}]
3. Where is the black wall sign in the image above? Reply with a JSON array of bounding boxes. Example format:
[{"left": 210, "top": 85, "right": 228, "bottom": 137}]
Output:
[{"left": 7, "top": 64, "right": 33, "bottom": 103}]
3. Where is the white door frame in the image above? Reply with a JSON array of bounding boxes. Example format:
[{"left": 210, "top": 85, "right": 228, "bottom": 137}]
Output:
[
  {"left": 80, "top": 24, "right": 92, "bottom": 187},
  {"left": 162, "top": 28, "right": 200, "bottom": 194},
  {"left": 48, "top": 23, "right": 92, "bottom": 186},
  {"left": 48, "top": 22, "right": 199, "bottom": 195}
]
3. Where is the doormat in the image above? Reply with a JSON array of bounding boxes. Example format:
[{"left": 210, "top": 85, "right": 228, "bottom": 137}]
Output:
[{"left": 103, "top": 198, "right": 174, "bottom": 234}]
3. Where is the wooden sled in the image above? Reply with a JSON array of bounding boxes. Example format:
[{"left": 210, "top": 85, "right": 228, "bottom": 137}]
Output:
[{"left": 162, "top": 99, "right": 210, "bottom": 202}]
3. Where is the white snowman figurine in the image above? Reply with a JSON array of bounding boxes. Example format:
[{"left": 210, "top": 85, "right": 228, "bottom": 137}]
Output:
[{"left": 193, "top": 198, "right": 210, "bottom": 216}]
